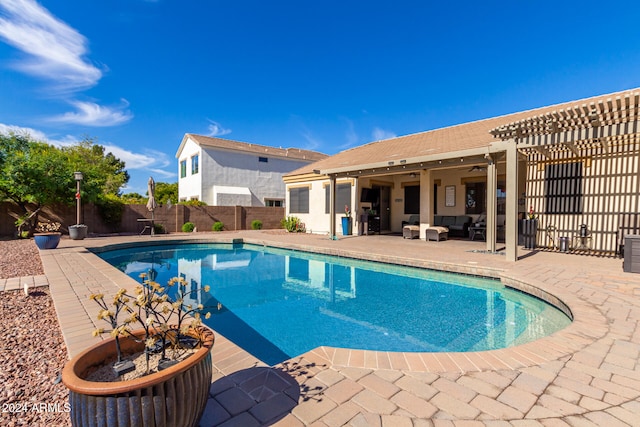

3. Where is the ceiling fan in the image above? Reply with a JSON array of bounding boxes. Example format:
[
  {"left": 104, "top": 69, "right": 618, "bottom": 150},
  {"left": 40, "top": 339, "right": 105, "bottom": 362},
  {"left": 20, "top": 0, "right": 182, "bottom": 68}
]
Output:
[{"left": 468, "top": 165, "right": 486, "bottom": 172}]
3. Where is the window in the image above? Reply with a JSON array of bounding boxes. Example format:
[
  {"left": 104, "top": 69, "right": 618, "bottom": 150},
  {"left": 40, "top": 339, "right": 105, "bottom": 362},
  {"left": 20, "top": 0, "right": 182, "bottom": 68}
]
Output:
[
  {"left": 180, "top": 160, "right": 187, "bottom": 178},
  {"left": 191, "top": 154, "right": 199, "bottom": 174},
  {"left": 259, "top": 157, "right": 268, "bottom": 163},
  {"left": 265, "top": 199, "right": 283, "bottom": 207},
  {"left": 404, "top": 185, "right": 420, "bottom": 214},
  {"left": 289, "top": 187, "right": 309, "bottom": 213},
  {"left": 545, "top": 162, "right": 583, "bottom": 214},
  {"left": 325, "top": 183, "right": 352, "bottom": 214}
]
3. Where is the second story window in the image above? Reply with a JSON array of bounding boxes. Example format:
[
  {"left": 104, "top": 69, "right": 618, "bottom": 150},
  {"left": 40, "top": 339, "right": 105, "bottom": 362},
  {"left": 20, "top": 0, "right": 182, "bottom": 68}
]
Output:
[
  {"left": 180, "top": 160, "right": 187, "bottom": 178},
  {"left": 191, "top": 154, "right": 199, "bottom": 174},
  {"left": 259, "top": 156, "right": 268, "bottom": 163}
]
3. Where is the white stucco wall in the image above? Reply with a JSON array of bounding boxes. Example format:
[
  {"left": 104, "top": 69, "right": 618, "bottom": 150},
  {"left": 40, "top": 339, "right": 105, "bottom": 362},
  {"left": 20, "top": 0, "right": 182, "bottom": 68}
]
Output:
[
  {"left": 177, "top": 136, "right": 314, "bottom": 206},
  {"left": 177, "top": 138, "right": 203, "bottom": 201}
]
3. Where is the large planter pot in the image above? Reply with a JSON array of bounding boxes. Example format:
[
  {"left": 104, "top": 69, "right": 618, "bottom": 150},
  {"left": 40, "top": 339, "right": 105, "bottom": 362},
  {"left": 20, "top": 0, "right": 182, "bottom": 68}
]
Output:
[
  {"left": 69, "top": 224, "right": 88, "bottom": 240},
  {"left": 62, "top": 327, "right": 214, "bottom": 427},
  {"left": 341, "top": 217, "right": 352, "bottom": 236},
  {"left": 522, "top": 219, "right": 538, "bottom": 249},
  {"left": 33, "top": 232, "right": 61, "bottom": 249}
]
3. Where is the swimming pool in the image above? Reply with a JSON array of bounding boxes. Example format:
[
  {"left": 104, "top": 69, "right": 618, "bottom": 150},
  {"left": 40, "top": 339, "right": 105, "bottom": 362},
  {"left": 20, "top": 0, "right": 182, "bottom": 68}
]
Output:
[{"left": 99, "top": 243, "right": 571, "bottom": 365}]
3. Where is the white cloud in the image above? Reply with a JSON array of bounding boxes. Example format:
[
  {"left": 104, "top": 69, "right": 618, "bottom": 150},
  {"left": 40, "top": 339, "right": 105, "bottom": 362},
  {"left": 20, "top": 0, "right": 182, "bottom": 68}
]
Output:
[
  {"left": 300, "top": 129, "right": 322, "bottom": 151},
  {"left": 206, "top": 120, "right": 232, "bottom": 137},
  {"left": 372, "top": 127, "right": 396, "bottom": 141},
  {"left": 103, "top": 144, "right": 169, "bottom": 170},
  {"left": 339, "top": 117, "right": 359, "bottom": 149},
  {"left": 49, "top": 100, "right": 133, "bottom": 127},
  {"left": 0, "top": 0, "right": 102, "bottom": 92},
  {"left": 0, "top": 123, "right": 47, "bottom": 140}
]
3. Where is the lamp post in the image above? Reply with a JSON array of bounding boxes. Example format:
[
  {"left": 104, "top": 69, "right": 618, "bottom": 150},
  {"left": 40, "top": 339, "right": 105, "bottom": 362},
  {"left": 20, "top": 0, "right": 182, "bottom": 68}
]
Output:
[{"left": 74, "top": 171, "right": 83, "bottom": 225}]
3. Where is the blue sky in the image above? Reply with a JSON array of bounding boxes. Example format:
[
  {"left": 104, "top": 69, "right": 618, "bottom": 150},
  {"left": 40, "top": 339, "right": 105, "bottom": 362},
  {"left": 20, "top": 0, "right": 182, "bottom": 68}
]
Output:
[{"left": 1, "top": 0, "right": 640, "bottom": 195}]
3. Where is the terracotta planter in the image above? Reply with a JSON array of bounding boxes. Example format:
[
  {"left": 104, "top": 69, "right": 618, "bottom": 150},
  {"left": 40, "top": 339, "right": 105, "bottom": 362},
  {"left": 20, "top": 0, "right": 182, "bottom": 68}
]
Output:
[
  {"left": 33, "top": 232, "right": 61, "bottom": 249},
  {"left": 62, "top": 327, "right": 214, "bottom": 427}
]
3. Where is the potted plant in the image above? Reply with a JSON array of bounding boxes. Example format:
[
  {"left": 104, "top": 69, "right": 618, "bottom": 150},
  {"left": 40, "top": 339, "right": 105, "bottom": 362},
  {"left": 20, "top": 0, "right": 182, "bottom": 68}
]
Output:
[
  {"left": 341, "top": 205, "right": 352, "bottom": 236},
  {"left": 62, "top": 273, "right": 217, "bottom": 427},
  {"left": 33, "top": 221, "right": 62, "bottom": 250},
  {"left": 69, "top": 224, "right": 88, "bottom": 240}
]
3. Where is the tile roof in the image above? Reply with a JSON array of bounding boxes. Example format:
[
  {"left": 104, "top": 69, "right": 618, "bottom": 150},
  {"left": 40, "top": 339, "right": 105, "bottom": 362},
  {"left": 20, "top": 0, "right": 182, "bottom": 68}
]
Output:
[
  {"left": 179, "top": 134, "right": 328, "bottom": 162},
  {"left": 286, "top": 87, "right": 640, "bottom": 177}
]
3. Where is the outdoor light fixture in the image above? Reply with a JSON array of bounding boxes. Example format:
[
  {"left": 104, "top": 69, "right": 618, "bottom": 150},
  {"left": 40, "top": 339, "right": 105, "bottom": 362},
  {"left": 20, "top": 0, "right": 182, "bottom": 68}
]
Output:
[{"left": 74, "top": 171, "right": 83, "bottom": 225}]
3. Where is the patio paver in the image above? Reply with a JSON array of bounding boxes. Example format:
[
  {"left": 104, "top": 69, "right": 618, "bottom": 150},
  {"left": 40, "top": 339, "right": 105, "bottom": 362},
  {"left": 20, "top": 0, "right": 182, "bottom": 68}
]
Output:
[{"left": 15, "top": 230, "right": 640, "bottom": 425}]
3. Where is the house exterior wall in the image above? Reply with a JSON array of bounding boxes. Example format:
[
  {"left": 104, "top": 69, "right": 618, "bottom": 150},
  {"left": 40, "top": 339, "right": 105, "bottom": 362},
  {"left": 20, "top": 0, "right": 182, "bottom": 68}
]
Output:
[
  {"left": 177, "top": 136, "right": 314, "bottom": 206},
  {"left": 177, "top": 138, "right": 202, "bottom": 202},
  {"left": 286, "top": 164, "right": 519, "bottom": 238}
]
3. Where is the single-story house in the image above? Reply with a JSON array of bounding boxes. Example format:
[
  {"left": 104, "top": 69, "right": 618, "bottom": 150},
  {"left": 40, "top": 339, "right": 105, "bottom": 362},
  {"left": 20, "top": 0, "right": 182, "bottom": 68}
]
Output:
[
  {"left": 176, "top": 134, "right": 327, "bottom": 206},
  {"left": 283, "top": 88, "right": 640, "bottom": 262}
]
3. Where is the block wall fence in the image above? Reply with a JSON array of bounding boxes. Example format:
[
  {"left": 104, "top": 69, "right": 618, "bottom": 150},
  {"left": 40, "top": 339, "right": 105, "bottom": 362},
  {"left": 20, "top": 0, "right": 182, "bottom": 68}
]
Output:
[{"left": 0, "top": 202, "right": 285, "bottom": 236}]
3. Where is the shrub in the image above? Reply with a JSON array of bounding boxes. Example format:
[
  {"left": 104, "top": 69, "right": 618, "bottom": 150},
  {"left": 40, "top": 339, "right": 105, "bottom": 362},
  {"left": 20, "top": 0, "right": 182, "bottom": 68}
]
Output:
[
  {"left": 212, "top": 221, "right": 224, "bottom": 232},
  {"left": 96, "top": 194, "right": 125, "bottom": 228},
  {"left": 251, "top": 220, "right": 263, "bottom": 230},
  {"left": 182, "top": 222, "right": 195, "bottom": 232},
  {"left": 153, "top": 223, "right": 165, "bottom": 234},
  {"left": 179, "top": 199, "right": 207, "bottom": 206},
  {"left": 281, "top": 216, "right": 305, "bottom": 232}
]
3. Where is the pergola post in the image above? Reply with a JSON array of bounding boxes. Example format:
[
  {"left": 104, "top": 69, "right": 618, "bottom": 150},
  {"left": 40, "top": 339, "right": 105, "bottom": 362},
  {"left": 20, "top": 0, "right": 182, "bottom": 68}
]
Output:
[{"left": 505, "top": 143, "right": 519, "bottom": 261}]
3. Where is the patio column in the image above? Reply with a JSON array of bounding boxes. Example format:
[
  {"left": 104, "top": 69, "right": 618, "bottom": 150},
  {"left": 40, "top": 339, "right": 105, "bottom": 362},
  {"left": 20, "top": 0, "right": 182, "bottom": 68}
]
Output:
[
  {"left": 505, "top": 143, "right": 519, "bottom": 261},
  {"left": 420, "top": 169, "right": 432, "bottom": 239},
  {"left": 329, "top": 175, "right": 337, "bottom": 239},
  {"left": 485, "top": 154, "right": 497, "bottom": 253}
]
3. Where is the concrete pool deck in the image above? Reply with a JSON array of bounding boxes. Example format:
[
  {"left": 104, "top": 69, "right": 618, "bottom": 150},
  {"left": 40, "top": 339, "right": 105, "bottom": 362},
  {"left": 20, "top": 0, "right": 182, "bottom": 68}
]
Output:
[{"left": 3, "top": 230, "right": 640, "bottom": 426}]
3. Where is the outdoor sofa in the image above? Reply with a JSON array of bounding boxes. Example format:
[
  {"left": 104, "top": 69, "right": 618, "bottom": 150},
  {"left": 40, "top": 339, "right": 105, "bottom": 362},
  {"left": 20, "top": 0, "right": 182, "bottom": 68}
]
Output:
[{"left": 432, "top": 215, "right": 472, "bottom": 237}]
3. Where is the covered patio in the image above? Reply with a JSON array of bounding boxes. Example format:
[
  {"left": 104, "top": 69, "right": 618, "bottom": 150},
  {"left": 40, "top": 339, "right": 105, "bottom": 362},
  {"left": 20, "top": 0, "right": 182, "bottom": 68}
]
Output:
[{"left": 296, "top": 89, "right": 640, "bottom": 262}]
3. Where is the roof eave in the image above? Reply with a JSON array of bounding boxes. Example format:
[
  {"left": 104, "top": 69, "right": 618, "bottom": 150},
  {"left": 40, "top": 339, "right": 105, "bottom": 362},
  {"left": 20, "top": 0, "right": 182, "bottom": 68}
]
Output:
[{"left": 318, "top": 146, "right": 493, "bottom": 176}]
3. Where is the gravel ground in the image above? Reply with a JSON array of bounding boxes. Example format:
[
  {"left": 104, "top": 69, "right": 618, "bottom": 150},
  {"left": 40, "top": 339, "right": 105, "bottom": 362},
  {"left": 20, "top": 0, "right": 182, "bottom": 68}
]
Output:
[
  {"left": 0, "top": 238, "right": 45, "bottom": 280},
  {"left": 0, "top": 238, "right": 70, "bottom": 426}
]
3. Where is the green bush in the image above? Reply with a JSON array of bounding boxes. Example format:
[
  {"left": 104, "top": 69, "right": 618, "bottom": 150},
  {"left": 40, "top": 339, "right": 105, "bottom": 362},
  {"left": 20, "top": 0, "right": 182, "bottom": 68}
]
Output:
[
  {"left": 179, "top": 199, "right": 207, "bottom": 206},
  {"left": 281, "top": 216, "right": 305, "bottom": 232},
  {"left": 181, "top": 222, "right": 195, "bottom": 232},
  {"left": 153, "top": 223, "right": 165, "bottom": 234},
  {"left": 212, "top": 221, "right": 224, "bottom": 232},
  {"left": 251, "top": 220, "right": 263, "bottom": 230},
  {"left": 96, "top": 194, "right": 125, "bottom": 228}
]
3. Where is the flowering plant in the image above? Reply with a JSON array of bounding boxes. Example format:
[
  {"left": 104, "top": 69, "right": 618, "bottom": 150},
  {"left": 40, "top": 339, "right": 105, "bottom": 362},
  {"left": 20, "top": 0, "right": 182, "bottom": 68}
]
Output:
[
  {"left": 35, "top": 221, "right": 61, "bottom": 232},
  {"left": 526, "top": 206, "right": 538, "bottom": 220},
  {"left": 90, "top": 274, "right": 218, "bottom": 377},
  {"left": 344, "top": 205, "right": 351, "bottom": 217}
]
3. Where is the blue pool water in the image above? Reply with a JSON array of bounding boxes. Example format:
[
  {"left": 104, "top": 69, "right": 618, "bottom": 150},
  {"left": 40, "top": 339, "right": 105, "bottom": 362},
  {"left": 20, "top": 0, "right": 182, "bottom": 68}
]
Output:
[{"left": 98, "top": 243, "right": 571, "bottom": 365}]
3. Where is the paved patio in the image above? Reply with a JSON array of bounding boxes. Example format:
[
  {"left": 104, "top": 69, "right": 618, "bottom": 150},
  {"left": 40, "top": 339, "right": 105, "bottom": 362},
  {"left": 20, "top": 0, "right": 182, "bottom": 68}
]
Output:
[{"left": 3, "top": 230, "right": 640, "bottom": 426}]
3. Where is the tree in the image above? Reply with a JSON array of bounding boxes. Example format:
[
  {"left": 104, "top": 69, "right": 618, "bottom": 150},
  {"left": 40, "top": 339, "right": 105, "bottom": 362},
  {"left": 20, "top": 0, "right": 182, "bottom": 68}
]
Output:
[
  {"left": 0, "top": 133, "right": 129, "bottom": 235},
  {"left": 120, "top": 193, "right": 146, "bottom": 204},
  {"left": 63, "top": 139, "right": 129, "bottom": 200},
  {"left": 153, "top": 182, "right": 178, "bottom": 205}
]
